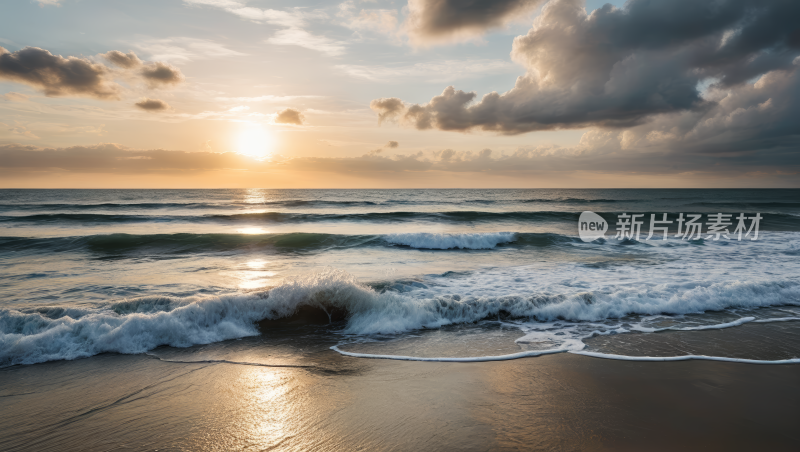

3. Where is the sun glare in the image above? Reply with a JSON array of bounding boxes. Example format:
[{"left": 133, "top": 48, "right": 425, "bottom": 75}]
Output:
[{"left": 238, "top": 127, "right": 273, "bottom": 160}]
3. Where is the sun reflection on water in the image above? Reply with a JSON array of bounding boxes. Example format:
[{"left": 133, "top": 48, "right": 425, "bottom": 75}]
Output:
[
  {"left": 238, "top": 227, "right": 268, "bottom": 235},
  {"left": 238, "top": 270, "right": 277, "bottom": 290},
  {"left": 236, "top": 260, "right": 277, "bottom": 290},
  {"left": 243, "top": 188, "right": 270, "bottom": 206}
]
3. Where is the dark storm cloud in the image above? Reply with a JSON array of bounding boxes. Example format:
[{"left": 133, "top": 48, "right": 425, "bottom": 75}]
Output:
[
  {"left": 406, "top": 0, "right": 543, "bottom": 43},
  {"left": 104, "top": 50, "right": 142, "bottom": 68},
  {"left": 383, "top": 0, "right": 800, "bottom": 135},
  {"left": 0, "top": 46, "right": 120, "bottom": 99},
  {"left": 274, "top": 108, "right": 304, "bottom": 125},
  {"left": 604, "top": 69, "right": 800, "bottom": 156},
  {"left": 135, "top": 98, "right": 170, "bottom": 111},
  {"left": 140, "top": 62, "right": 185, "bottom": 88}
]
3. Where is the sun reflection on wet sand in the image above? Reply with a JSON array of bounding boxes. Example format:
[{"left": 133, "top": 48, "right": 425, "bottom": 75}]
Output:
[
  {"left": 4, "top": 346, "right": 799, "bottom": 451},
  {"left": 240, "top": 368, "right": 293, "bottom": 446}
]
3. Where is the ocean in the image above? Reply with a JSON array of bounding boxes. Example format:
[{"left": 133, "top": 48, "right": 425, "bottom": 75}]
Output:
[{"left": 2, "top": 189, "right": 800, "bottom": 368}]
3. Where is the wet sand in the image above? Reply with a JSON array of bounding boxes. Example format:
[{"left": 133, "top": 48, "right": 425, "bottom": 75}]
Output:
[{"left": 2, "top": 349, "right": 799, "bottom": 451}]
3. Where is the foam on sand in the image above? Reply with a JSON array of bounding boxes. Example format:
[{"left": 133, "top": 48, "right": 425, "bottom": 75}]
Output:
[
  {"left": 330, "top": 345, "right": 569, "bottom": 362},
  {"left": 569, "top": 351, "right": 800, "bottom": 365},
  {"left": 332, "top": 316, "right": 800, "bottom": 364}
]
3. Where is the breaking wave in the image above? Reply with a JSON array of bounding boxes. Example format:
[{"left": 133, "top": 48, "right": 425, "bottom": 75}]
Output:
[{"left": 2, "top": 269, "right": 799, "bottom": 367}]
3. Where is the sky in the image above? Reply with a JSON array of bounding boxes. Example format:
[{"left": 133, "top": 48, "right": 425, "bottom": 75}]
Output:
[{"left": 1, "top": 0, "right": 799, "bottom": 188}]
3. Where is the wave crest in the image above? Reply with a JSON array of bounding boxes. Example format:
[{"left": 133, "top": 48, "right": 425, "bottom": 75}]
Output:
[
  {"left": 2, "top": 268, "right": 799, "bottom": 367},
  {"left": 384, "top": 232, "right": 516, "bottom": 249}
]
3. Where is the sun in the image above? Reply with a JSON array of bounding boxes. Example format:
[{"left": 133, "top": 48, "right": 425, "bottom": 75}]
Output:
[{"left": 238, "top": 126, "right": 273, "bottom": 160}]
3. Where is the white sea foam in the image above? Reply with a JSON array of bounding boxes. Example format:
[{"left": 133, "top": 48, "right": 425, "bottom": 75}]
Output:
[
  {"left": 0, "top": 295, "right": 266, "bottom": 367},
  {"left": 332, "top": 315, "right": 800, "bottom": 364},
  {"left": 383, "top": 232, "right": 516, "bottom": 249},
  {"left": 754, "top": 317, "right": 800, "bottom": 323},
  {"left": 570, "top": 351, "right": 800, "bottom": 365},
  {"left": 2, "top": 267, "right": 800, "bottom": 367},
  {"left": 330, "top": 345, "right": 569, "bottom": 362},
  {"left": 630, "top": 316, "right": 756, "bottom": 333},
  {"left": 330, "top": 347, "right": 800, "bottom": 365}
]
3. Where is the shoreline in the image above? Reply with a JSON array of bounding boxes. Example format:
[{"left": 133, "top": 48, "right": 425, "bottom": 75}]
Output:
[{"left": 2, "top": 349, "right": 799, "bottom": 451}]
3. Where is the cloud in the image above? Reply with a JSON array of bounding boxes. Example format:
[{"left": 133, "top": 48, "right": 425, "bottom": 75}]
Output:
[
  {"left": 103, "top": 50, "right": 142, "bottom": 68},
  {"left": 382, "top": 0, "right": 800, "bottom": 135},
  {"left": 348, "top": 9, "right": 398, "bottom": 33},
  {"left": 7, "top": 124, "right": 39, "bottom": 139},
  {"left": 134, "top": 37, "right": 245, "bottom": 63},
  {"left": 335, "top": 59, "right": 519, "bottom": 82},
  {"left": 406, "top": 0, "right": 543, "bottom": 45},
  {"left": 282, "top": 144, "right": 798, "bottom": 177},
  {"left": 366, "top": 140, "right": 400, "bottom": 155},
  {"left": 370, "top": 97, "right": 405, "bottom": 124},
  {"left": 0, "top": 143, "right": 258, "bottom": 173},
  {"left": 58, "top": 124, "right": 107, "bottom": 136},
  {"left": 0, "top": 46, "right": 186, "bottom": 99},
  {"left": 274, "top": 108, "right": 304, "bottom": 125},
  {"left": 2, "top": 136, "right": 797, "bottom": 181},
  {"left": 36, "top": 0, "right": 62, "bottom": 6},
  {"left": 182, "top": 1, "right": 342, "bottom": 56},
  {"left": 140, "top": 62, "right": 185, "bottom": 88},
  {"left": 587, "top": 68, "right": 800, "bottom": 156},
  {"left": 2, "top": 92, "right": 29, "bottom": 102},
  {"left": 182, "top": 0, "right": 311, "bottom": 28},
  {"left": 135, "top": 98, "right": 171, "bottom": 112},
  {"left": 0, "top": 46, "right": 120, "bottom": 99},
  {"left": 266, "top": 28, "right": 346, "bottom": 56},
  {"left": 338, "top": 1, "right": 400, "bottom": 40}
]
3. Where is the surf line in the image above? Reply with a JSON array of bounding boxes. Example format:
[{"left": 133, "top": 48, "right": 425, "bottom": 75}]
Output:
[
  {"left": 570, "top": 351, "right": 800, "bottom": 365},
  {"left": 331, "top": 346, "right": 800, "bottom": 364},
  {"left": 329, "top": 346, "right": 568, "bottom": 362},
  {"left": 331, "top": 317, "right": 800, "bottom": 363}
]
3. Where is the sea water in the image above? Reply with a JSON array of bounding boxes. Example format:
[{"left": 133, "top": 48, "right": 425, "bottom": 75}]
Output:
[{"left": 1, "top": 189, "right": 799, "bottom": 367}]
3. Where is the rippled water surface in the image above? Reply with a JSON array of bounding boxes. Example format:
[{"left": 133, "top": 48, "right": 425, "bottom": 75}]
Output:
[{"left": 2, "top": 188, "right": 799, "bottom": 367}]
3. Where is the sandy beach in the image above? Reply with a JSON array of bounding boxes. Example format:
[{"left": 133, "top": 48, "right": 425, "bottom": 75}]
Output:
[{"left": 2, "top": 344, "right": 799, "bottom": 451}]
